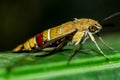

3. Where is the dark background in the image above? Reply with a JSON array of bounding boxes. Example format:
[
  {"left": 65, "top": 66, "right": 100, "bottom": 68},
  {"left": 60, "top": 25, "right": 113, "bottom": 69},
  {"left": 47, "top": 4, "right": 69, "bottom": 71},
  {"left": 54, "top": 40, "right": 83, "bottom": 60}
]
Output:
[{"left": 0, "top": 0, "right": 120, "bottom": 51}]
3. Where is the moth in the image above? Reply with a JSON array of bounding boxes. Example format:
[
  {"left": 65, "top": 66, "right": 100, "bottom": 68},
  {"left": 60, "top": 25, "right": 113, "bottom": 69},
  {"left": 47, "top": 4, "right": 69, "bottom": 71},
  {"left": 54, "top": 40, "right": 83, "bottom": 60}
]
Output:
[{"left": 12, "top": 18, "right": 114, "bottom": 62}]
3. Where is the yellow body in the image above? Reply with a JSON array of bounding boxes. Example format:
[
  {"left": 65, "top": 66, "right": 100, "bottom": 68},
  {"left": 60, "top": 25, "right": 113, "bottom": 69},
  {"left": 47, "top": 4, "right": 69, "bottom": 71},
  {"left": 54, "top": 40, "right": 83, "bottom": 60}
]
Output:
[{"left": 13, "top": 18, "right": 102, "bottom": 52}]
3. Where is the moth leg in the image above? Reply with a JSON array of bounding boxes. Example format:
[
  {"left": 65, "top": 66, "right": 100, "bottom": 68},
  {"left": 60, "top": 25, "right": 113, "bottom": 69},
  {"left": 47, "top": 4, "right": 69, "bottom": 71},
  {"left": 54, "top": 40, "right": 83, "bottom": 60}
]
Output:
[
  {"left": 31, "top": 47, "right": 57, "bottom": 53},
  {"left": 68, "top": 44, "right": 82, "bottom": 63},
  {"left": 42, "top": 47, "right": 56, "bottom": 51},
  {"left": 88, "top": 32, "right": 109, "bottom": 60},
  {"left": 68, "top": 32, "right": 85, "bottom": 63},
  {"left": 36, "top": 38, "right": 68, "bottom": 57},
  {"left": 96, "top": 33, "right": 114, "bottom": 50}
]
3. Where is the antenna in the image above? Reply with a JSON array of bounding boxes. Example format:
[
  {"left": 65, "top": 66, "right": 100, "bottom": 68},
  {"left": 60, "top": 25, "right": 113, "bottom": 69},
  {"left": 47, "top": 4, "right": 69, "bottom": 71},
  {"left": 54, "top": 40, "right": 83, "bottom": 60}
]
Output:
[{"left": 101, "top": 11, "right": 120, "bottom": 21}]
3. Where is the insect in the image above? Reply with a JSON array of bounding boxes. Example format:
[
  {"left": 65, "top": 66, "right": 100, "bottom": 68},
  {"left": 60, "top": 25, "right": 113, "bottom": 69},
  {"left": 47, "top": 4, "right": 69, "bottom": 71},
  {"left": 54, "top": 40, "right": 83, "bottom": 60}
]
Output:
[{"left": 13, "top": 18, "right": 114, "bottom": 62}]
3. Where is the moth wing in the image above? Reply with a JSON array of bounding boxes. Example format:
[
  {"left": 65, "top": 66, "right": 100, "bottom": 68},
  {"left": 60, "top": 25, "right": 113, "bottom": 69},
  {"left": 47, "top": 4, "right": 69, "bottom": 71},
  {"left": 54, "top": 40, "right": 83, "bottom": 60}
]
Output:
[{"left": 32, "top": 28, "right": 78, "bottom": 52}]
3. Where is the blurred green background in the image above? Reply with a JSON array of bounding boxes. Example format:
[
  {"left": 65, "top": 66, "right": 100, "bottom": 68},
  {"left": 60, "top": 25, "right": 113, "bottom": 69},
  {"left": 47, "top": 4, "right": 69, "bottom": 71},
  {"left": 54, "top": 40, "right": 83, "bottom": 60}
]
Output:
[{"left": 0, "top": 0, "right": 120, "bottom": 51}]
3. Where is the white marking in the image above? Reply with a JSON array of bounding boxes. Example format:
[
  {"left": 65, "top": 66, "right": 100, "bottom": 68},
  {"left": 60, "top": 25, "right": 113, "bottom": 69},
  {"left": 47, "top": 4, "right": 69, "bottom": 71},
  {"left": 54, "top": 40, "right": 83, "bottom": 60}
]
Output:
[
  {"left": 59, "top": 28, "right": 62, "bottom": 32},
  {"left": 58, "top": 26, "right": 64, "bottom": 34},
  {"left": 48, "top": 29, "right": 51, "bottom": 40},
  {"left": 34, "top": 37, "right": 39, "bottom": 48}
]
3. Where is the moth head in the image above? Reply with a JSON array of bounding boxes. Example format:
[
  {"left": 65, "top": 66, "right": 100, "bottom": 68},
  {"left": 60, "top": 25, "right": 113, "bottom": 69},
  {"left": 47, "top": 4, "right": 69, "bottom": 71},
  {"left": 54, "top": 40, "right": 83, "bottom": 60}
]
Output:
[
  {"left": 74, "top": 18, "right": 102, "bottom": 34},
  {"left": 88, "top": 19, "right": 102, "bottom": 34}
]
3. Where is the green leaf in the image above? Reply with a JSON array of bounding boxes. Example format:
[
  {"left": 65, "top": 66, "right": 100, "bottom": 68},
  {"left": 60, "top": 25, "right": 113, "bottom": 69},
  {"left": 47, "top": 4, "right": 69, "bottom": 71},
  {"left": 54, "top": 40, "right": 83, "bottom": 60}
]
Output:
[{"left": 0, "top": 32, "right": 120, "bottom": 80}]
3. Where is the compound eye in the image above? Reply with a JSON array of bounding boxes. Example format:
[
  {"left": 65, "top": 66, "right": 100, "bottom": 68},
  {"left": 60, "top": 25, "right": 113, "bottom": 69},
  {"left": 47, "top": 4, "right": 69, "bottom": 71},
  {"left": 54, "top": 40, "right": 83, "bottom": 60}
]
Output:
[{"left": 89, "top": 26, "right": 97, "bottom": 32}]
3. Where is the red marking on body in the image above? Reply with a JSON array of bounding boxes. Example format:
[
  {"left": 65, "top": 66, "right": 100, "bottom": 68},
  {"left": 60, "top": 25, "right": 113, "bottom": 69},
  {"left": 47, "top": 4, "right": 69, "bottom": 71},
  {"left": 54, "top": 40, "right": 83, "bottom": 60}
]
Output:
[{"left": 36, "top": 33, "right": 44, "bottom": 47}]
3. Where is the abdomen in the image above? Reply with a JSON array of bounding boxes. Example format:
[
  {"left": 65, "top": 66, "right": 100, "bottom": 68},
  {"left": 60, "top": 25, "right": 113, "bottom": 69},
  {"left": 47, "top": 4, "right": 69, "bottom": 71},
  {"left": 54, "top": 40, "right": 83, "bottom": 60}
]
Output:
[{"left": 12, "top": 21, "right": 75, "bottom": 52}]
